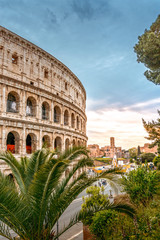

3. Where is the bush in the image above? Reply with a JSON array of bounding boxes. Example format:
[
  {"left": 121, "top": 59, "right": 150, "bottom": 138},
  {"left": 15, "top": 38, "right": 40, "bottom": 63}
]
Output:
[
  {"left": 153, "top": 155, "right": 160, "bottom": 166},
  {"left": 121, "top": 167, "right": 160, "bottom": 206},
  {"left": 140, "top": 153, "right": 155, "bottom": 163},
  {"left": 157, "top": 162, "right": 160, "bottom": 170},
  {"left": 89, "top": 210, "right": 118, "bottom": 240}
]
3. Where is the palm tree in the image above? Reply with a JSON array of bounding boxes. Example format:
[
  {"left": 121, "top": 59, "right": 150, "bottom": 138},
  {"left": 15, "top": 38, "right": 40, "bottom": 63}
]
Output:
[{"left": 0, "top": 147, "right": 136, "bottom": 240}]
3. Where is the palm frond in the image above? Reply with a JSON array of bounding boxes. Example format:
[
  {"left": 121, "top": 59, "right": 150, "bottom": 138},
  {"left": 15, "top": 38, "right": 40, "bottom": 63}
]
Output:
[
  {"left": 48, "top": 175, "right": 98, "bottom": 228},
  {"left": 0, "top": 152, "right": 26, "bottom": 193},
  {"left": 59, "top": 146, "right": 89, "bottom": 161},
  {"left": 28, "top": 158, "right": 69, "bottom": 236},
  {"left": 25, "top": 148, "right": 53, "bottom": 189},
  {"left": 0, "top": 172, "right": 32, "bottom": 239}
]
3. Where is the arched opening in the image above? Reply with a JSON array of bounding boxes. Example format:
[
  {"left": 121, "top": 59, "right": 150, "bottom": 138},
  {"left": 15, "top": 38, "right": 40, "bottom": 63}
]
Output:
[
  {"left": 12, "top": 53, "right": 18, "bottom": 64},
  {"left": 76, "top": 116, "right": 80, "bottom": 130},
  {"left": 72, "top": 139, "right": 76, "bottom": 147},
  {"left": 26, "top": 133, "right": 37, "bottom": 154},
  {"left": 42, "top": 102, "right": 50, "bottom": 120},
  {"left": 7, "top": 92, "right": 19, "bottom": 113},
  {"left": 64, "top": 110, "right": 69, "bottom": 126},
  {"left": 54, "top": 137, "right": 62, "bottom": 151},
  {"left": 6, "top": 131, "right": 19, "bottom": 154},
  {"left": 65, "top": 138, "right": 70, "bottom": 150},
  {"left": 78, "top": 140, "right": 81, "bottom": 146},
  {"left": 71, "top": 113, "right": 75, "bottom": 128},
  {"left": 42, "top": 135, "right": 51, "bottom": 148},
  {"left": 54, "top": 106, "right": 61, "bottom": 123},
  {"left": 65, "top": 82, "right": 68, "bottom": 90},
  {"left": 26, "top": 97, "right": 36, "bottom": 117}
]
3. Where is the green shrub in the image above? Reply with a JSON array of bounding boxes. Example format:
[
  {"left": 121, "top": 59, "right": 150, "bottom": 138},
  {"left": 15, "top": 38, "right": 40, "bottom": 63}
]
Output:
[
  {"left": 153, "top": 155, "right": 160, "bottom": 166},
  {"left": 89, "top": 210, "right": 118, "bottom": 240},
  {"left": 157, "top": 162, "right": 160, "bottom": 170}
]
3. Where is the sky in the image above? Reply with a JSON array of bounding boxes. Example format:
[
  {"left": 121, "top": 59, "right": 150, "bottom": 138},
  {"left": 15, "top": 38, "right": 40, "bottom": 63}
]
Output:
[{"left": 1, "top": 0, "right": 160, "bottom": 149}]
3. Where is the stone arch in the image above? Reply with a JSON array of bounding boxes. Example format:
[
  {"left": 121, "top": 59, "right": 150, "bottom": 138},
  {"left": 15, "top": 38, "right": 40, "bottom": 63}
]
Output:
[
  {"left": 42, "top": 135, "right": 51, "bottom": 147},
  {"left": 6, "top": 131, "right": 20, "bottom": 154},
  {"left": 54, "top": 136, "right": 62, "bottom": 151},
  {"left": 64, "top": 110, "right": 69, "bottom": 126},
  {"left": 54, "top": 106, "right": 61, "bottom": 123},
  {"left": 26, "top": 133, "right": 37, "bottom": 154},
  {"left": 65, "top": 138, "right": 70, "bottom": 150},
  {"left": 72, "top": 139, "right": 76, "bottom": 147},
  {"left": 77, "top": 140, "right": 81, "bottom": 146},
  {"left": 76, "top": 116, "right": 80, "bottom": 130},
  {"left": 26, "top": 96, "right": 36, "bottom": 117},
  {"left": 71, "top": 113, "right": 75, "bottom": 128},
  {"left": 7, "top": 91, "right": 20, "bottom": 113},
  {"left": 42, "top": 101, "right": 50, "bottom": 120}
]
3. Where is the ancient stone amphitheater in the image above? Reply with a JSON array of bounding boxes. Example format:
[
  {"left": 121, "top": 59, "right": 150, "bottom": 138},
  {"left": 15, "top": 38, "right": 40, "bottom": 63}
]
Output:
[{"left": 0, "top": 26, "right": 87, "bottom": 174}]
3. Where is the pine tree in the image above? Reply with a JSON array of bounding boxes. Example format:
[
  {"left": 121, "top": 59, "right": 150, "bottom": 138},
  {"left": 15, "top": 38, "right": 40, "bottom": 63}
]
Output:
[{"left": 134, "top": 15, "right": 160, "bottom": 84}]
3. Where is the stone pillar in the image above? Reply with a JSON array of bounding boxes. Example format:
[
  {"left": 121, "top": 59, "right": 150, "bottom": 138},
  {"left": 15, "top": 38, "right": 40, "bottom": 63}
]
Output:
[
  {"left": 61, "top": 134, "right": 65, "bottom": 152},
  {"left": 22, "top": 126, "right": 26, "bottom": 156},
  {"left": 50, "top": 101, "right": 53, "bottom": 122},
  {"left": 39, "top": 129, "right": 42, "bottom": 149},
  {"left": 38, "top": 96, "right": 42, "bottom": 120},
  {"left": 2, "top": 85, "right": 6, "bottom": 115},
  {"left": 61, "top": 106, "right": 64, "bottom": 126},
  {"left": 2, "top": 125, "right": 6, "bottom": 152}
]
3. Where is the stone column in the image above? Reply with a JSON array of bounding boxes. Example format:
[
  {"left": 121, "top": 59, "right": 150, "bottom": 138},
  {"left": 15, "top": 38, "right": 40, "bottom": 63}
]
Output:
[
  {"left": 50, "top": 100, "right": 53, "bottom": 122},
  {"left": 38, "top": 96, "right": 42, "bottom": 120},
  {"left": 39, "top": 129, "right": 42, "bottom": 149},
  {"left": 2, "top": 125, "right": 6, "bottom": 152},
  {"left": 61, "top": 105, "right": 64, "bottom": 126},
  {"left": 22, "top": 126, "right": 26, "bottom": 156},
  {"left": 2, "top": 85, "right": 6, "bottom": 115},
  {"left": 61, "top": 134, "right": 65, "bottom": 152}
]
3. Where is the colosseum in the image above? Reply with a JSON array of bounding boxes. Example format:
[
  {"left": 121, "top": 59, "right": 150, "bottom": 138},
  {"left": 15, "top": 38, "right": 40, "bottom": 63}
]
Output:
[{"left": 0, "top": 26, "right": 87, "bottom": 173}]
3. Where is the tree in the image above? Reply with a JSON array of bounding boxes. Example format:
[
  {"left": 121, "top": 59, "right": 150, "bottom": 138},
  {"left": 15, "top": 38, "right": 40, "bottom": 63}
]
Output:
[
  {"left": 140, "top": 152, "right": 155, "bottom": 163},
  {"left": 153, "top": 155, "right": 160, "bottom": 166},
  {"left": 143, "top": 114, "right": 160, "bottom": 153},
  {"left": 0, "top": 147, "right": 98, "bottom": 240},
  {"left": 134, "top": 15, "right": 160, "bottom": 85},
  {"left": 0, "top": 146, "right": 124, "bottom": 240},
  {"left": 129, "top": 147, "right": 137, "bottom": 159},
  {"left": 121, "top": 167, "right": 160, "bottom": 207},
  {"left": 81, "top": 186, "right": 136, "bottom": 240},
  {"left": 137, "top": 145, "right": 141, "bottom": 156}
]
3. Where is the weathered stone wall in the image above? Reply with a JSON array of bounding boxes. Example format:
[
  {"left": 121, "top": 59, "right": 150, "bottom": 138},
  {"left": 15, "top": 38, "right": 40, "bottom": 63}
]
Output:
[{"left": 0, "top": 26, "right": 87, "bottom": 173}]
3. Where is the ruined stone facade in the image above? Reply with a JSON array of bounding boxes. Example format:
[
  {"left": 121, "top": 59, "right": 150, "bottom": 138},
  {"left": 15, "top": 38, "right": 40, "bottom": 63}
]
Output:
[{"left": 0, "top": 26, "right": 87, "bottom": 174}]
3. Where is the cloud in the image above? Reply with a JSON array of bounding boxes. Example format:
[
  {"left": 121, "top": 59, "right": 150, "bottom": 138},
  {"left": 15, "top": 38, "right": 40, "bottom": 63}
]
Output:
[{"left": 86, "top": 98, "right": 158, "bottom": 149}]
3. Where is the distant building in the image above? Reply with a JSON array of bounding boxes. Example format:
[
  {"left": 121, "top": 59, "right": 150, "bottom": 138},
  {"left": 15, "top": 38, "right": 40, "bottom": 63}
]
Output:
[
  {"left": 88, "top": 144, "right": 100, "bottom": 158},
  {"left": 140, "top": 143, "right": 157, "bottom": 154},
  {"left": 88, "top": 137, "right": 127, "bottom": 158}
]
